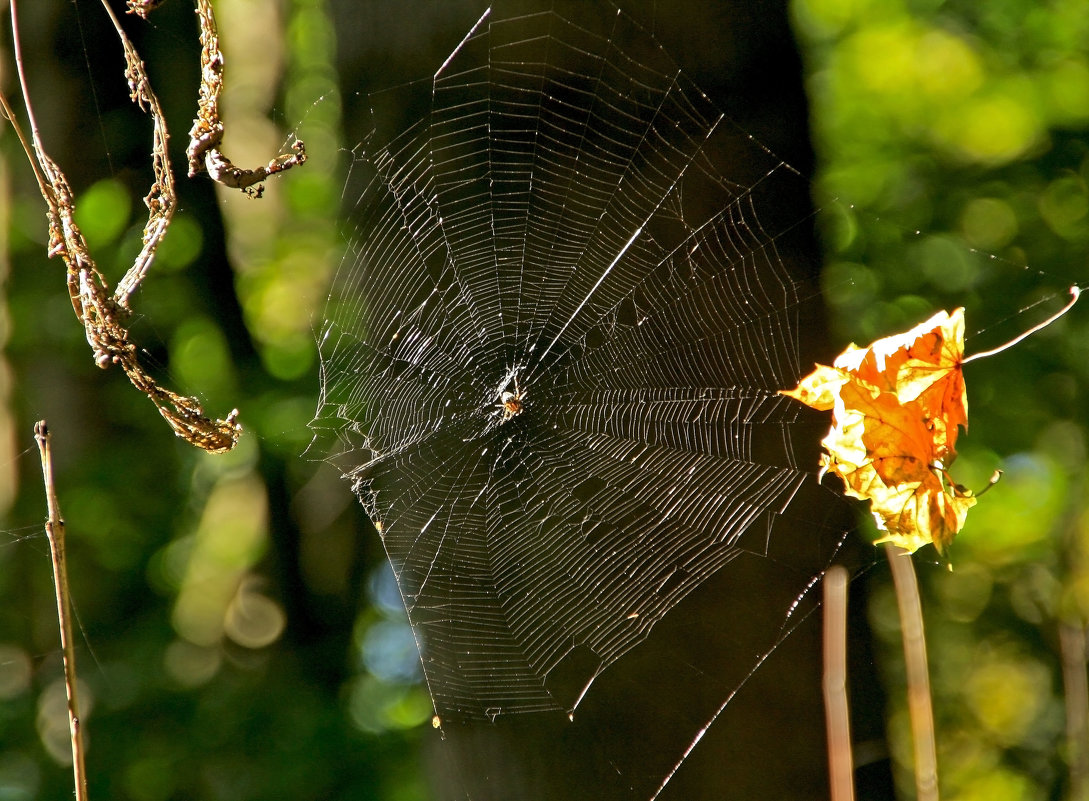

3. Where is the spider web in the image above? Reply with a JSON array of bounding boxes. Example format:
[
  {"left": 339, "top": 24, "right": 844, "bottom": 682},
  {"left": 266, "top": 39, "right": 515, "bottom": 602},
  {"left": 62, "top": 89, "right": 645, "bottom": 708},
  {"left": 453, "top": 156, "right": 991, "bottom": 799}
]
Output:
[{"left": 311, "top": 2, "right": 856, "bottom": 796}]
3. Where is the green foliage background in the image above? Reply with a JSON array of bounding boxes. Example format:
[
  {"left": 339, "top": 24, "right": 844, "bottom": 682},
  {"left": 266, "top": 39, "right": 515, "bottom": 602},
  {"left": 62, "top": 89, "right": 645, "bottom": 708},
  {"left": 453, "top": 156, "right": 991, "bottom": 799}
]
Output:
[
  {"left": 0, "top": 1, "right": 1084, "bottom": 800},
  {"left": 797, "top": 0, "right": 1089, "bottom": 798}
]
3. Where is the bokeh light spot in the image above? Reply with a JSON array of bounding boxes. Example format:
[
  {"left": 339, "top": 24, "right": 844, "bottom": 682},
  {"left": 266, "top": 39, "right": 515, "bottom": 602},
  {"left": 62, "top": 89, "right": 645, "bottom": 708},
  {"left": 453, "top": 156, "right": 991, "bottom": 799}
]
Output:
[
  {"left": 1039, "top": 174, "right": 1089, "bottom": 239},
  {"left": 224, "top": 579, "right": 286, "bottom": 649},
  {"left": 960, "top": 197, "right": 1019, "bottom": 249},
  {"left": 73, "top": 178, "right": 131, "bottom": 248},
  {"left": 963, "top": 651, "right": 1051, "bottom": 745},
  {"left": 914, "top": 234, "right": 981, "bottom": 291},
  {"left": 347, "top": 675, "right": 432, "bottom": 734},
  {"left": 934, "top": 91, "right": 1043, "bottom": 164},
  {"left": 0, "top": 644, "right": 32, "bottom": 700},
  {"left": 164, "top": 639, "right": 222, "bottom": 688},
  {"left": 361, "top": 621, "right": 421, "bottom": 683}
]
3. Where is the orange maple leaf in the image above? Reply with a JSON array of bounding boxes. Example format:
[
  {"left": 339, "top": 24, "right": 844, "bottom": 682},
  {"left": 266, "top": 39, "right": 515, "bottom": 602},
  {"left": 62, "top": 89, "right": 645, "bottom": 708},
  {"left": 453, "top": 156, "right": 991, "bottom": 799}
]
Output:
[{"left": 782, "top": 309, "right": 973, "bottom": 554}]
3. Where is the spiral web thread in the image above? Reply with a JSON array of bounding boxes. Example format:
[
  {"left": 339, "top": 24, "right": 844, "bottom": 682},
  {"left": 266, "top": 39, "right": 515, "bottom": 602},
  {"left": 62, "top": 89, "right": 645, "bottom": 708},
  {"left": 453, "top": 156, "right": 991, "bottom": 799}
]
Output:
[{"left": 311, "top": 2, "right": 845, "bottom": 724}]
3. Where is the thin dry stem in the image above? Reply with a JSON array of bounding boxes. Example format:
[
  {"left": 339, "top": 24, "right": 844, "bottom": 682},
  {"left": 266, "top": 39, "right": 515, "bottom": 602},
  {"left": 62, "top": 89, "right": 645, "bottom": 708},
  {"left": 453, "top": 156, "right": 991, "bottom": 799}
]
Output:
[
  {"left": 98, "top": 0, "right": 176, "bottom": 309},
  {"left": 34, "top": 421, "right": 88, "bottom": 801},
  {"left": 185, "top": 0, "right": 307, "bottom": 195},
  {"left": 3, "top": 0, "right": 241, "bottom": 452},
  {"left": 1059, "top": 479, "right": 1089, "bottom": 801},
  {"left": 1061, "top": 623, "right": 1089, "bottom": 801},
  {"left": 823, "top": 565, "right": 855, "bottom": 801},
  {"left": 886, "top": 543, "right": 939, "bottom": 801}
]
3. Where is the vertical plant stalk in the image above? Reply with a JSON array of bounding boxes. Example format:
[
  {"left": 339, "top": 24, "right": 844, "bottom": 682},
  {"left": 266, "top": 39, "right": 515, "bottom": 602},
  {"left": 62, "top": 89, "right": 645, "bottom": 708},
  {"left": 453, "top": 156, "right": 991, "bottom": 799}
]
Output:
[
  {"left": 823, "top": 565, "right": 855, "bottom": 801},
  {"left": 34, "top": 421, "right": 88, "bottom": 801},
  {"left": 1057, "top": 470, "right": 1089, "bottom": 801},
  {"left": 1060, "top": 622, "right": 1089, "bottom": 801},
  {"left": 886, "top": 544, "right": 939, "bottom": 801}
]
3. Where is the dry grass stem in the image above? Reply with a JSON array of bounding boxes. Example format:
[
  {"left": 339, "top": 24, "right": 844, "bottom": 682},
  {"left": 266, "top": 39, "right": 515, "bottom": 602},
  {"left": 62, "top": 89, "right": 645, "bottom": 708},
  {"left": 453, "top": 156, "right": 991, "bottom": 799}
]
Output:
[
  {"left": 3, "top": 0, "right": 241, "bottom": 452},
  {"left": 34, "top": 421, "right": 89, "bottom": 801},
  {"left": 823, "top": 565, "right": 855, "bottom": 801},
  {"left": 886, "top": 543, "right": 939, "bottom": 801},
  {"left": 1061, "top": 622, "right": 1089, "bottom": 801},
  {"left": 184, "top": 0, "right": 307, "bottom": 196}
]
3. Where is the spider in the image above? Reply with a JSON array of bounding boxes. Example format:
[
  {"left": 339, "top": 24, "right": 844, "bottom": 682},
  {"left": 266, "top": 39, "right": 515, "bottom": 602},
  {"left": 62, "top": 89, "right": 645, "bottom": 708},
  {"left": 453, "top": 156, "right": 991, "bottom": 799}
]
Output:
[{"left": 498, "top": 377, "right": 526, "bottom": 422}]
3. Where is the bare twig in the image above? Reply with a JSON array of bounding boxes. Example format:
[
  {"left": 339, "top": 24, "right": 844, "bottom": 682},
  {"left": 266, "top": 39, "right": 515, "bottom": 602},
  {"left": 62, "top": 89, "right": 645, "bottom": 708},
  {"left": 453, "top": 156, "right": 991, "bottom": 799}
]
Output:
[
  {"left": 3, "top": 0, "right": 241, "bottom": 452},
  {"left": 34, "top": 421, "right": 89, "bottom": 801},
  {"left": 185, "top": 0, "right": 307, "bottom": 195},
  {"left": 886, "top": 544, "right": 939, "bottom": 801},
  {"left": 823, "top": 565, "right": 855, "bottom": 801}
]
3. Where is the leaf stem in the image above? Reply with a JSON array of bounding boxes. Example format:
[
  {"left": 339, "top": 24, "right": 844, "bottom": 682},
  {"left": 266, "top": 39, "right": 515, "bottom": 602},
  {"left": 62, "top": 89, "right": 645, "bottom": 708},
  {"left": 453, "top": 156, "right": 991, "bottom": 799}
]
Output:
[{"left": 962, "top": 286, "right": 1080, "bottom": 364}]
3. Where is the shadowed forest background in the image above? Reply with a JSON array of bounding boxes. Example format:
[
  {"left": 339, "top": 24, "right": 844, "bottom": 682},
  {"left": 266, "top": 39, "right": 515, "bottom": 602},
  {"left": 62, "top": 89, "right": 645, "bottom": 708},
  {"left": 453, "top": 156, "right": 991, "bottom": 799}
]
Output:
[{"left": 0, "top": 1, "right": 1086, "bottom": 800}]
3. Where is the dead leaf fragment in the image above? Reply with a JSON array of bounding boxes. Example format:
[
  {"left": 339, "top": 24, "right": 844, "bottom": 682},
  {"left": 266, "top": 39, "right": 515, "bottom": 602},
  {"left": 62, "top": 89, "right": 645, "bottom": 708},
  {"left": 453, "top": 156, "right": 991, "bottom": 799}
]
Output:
[{"left": 782, "top": 308, "right": 973, "bottom": 554}]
